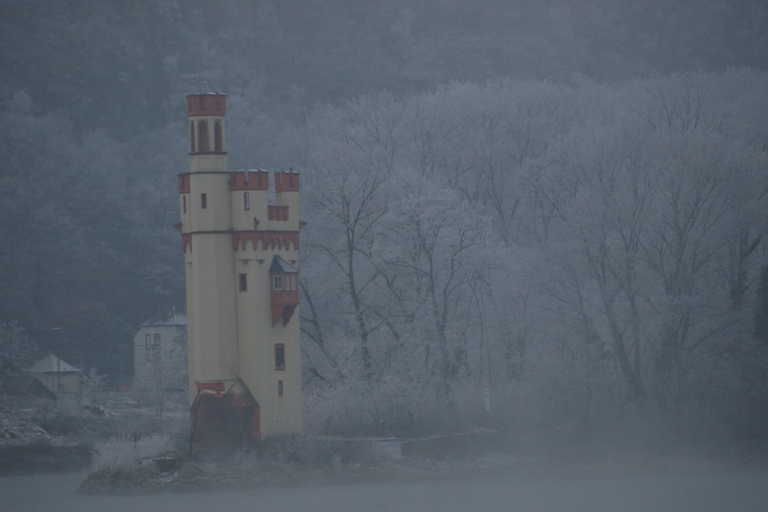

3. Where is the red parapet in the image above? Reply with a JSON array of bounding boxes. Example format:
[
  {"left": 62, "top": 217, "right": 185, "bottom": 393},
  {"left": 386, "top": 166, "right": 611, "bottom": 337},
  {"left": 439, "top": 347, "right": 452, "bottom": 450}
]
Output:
[
  {"left": 182, "top": 234, "right": 192, "bottom": 253},
  {"left": 187, "top": 93, "right": 226, "bottom": 117},
  {"left": 178, "top": 173, "right": 190, "bottom": 194},
  {"left": 230, "top": 170, "right": 269, "bottom": 191},
  {"left": 196, "top": 381, "right": 226, "bottom": 394},
  {"left": 274, "top": 171, "right": 299, "bottom": 192}
]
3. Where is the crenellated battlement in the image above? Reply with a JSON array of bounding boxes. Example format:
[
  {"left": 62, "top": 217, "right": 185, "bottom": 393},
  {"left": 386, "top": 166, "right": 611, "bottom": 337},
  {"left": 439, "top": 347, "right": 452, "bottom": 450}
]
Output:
[
  {"left": 187, "top": 93, "right": 226, "bottom": 117},
  {"left": 229, "top": 170, "right": 269, "bottom": 191},
  {"left": 274, "top": 171, "right": 300, "bottom": 192}
]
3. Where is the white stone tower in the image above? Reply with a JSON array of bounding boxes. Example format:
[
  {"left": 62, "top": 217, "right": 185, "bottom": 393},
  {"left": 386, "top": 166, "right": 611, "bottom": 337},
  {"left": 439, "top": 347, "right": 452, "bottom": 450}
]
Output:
[{"left": 179, "top": 93, "right": 303, "bottom": 442}]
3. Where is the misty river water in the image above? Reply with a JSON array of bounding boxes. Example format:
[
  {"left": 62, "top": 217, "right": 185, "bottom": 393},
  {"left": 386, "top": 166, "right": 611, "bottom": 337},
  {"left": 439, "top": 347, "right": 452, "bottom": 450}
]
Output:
[{"left": 3, "top": 469, "right": 768, "bottom": 512}]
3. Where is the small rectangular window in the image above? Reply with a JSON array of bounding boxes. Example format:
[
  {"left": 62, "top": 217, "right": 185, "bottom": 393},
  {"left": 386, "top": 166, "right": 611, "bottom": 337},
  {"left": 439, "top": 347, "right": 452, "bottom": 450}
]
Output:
[
  {"left": 278, "top": 380, "right": 284, "bottom": 397},
  {"left": 244, "top": 192, "right": 250, "bottom": 211},
  {"left": 275, "top": 344, "right": 285, "bottom": 370},
  {"left": 183, "top": 195, "right": 187, "bottom": 214},
  {"left": 153, "top": 333, "right": 161, "bottom": 354},
  {"left": 290, "top": 275, "right": 297, "bottom": 290},
  {"left": 273, "top": 275, "right": 283, "bottom": 290},
  {"left": 201, "top": 193, "right": 207, "bottom": 209},
  {"left": 239, "top": 273, "right": 247, "bottom": 292}
]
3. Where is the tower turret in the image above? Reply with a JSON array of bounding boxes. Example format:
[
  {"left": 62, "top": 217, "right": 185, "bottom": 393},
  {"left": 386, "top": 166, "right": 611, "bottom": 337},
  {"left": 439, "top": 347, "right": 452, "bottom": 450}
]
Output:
[
  {"left": 181, "top": 93, "right": 239, "bottom": 404},
  {"left": 179, "top": 94, "right": 303, "bottom": 448}
]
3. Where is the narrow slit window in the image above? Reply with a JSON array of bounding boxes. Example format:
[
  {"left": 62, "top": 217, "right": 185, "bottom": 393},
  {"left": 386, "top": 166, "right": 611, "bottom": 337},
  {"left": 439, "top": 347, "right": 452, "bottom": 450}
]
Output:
[
  {"left": 198, "top": 120, "right": 208, "bottom": 152},
  {"left": 190, "top": 123, "right": 195, "bottom": 152},
  {"left": 239, "top": 273, "right": 247, "bottom": 292},
  {"left": 275, "top": 343, "right": 285, "bottom": 370},
  {"left": 244, "top": 192, "right": 250, "bottom": 211},
  {"left": 214, "top": 121, "right": 222, "bottom": 151},
  {"left": 183, "top": 195, "right": 187, "bottom": 213},
  {"left": 201, "top": 193, "right": 207, "bottom": 209}
]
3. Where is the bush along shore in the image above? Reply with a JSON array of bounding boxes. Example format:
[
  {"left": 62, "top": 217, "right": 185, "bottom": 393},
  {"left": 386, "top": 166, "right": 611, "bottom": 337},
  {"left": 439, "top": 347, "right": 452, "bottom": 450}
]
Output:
[
  {"left": 0, "top": 394, "right": 188, "bottom": 476},
  {"left": 76, "top": 430, "right": 768, "bottom": 495}
]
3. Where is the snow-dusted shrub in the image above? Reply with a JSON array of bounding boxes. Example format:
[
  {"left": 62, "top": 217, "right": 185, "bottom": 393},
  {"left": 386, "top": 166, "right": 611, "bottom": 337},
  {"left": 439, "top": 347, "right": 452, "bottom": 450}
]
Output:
[{"left": 90, "top": 435, "right": 175, "bottom": 474}]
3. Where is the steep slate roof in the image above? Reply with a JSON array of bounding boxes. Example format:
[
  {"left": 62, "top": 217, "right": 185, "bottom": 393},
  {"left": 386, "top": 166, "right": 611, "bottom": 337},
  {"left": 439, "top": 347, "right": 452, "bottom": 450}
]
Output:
[
  {"left": 269, "top": 255, "right": 298, "bottom": 274},
  {"left": 28, "top": 354, "right": 81, "bottom": 374},
  {"left": 0, "top": 363, "right": 57, "bottom": 398},
  {"left": 141, "top": 309, "right": 187, "bottom": 327}
]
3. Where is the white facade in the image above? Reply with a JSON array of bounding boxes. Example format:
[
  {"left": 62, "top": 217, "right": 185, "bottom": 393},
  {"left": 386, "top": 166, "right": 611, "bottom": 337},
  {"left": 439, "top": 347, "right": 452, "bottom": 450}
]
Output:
[{"left": 132, "top": 310, "right": 187, "bottom": 391}]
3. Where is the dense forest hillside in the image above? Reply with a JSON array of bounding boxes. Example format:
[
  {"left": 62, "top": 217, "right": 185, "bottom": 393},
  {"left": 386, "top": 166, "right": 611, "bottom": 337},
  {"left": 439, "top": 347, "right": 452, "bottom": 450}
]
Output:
[{"left": 1, "top": 0, "right": 767, "bottom": 440}]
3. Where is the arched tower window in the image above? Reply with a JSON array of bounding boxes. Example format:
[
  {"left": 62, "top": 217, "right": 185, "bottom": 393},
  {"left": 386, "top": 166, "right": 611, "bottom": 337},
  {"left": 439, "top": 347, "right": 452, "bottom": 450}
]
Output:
[
  {"left": 214, "top": 121, "right": 223, "bottom": 152},
  {"left": 198, "top": 121, "right": 209, "bottom": 152},
  {"left": 190, "top": 122, "right": 196, "bottom": 152}
]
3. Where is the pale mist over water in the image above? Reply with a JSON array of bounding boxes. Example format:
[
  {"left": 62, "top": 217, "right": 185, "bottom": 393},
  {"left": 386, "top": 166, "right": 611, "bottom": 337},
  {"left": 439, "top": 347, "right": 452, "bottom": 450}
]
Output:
[{"left": 3, "top": 470, "right": 768, "bottom": 512}]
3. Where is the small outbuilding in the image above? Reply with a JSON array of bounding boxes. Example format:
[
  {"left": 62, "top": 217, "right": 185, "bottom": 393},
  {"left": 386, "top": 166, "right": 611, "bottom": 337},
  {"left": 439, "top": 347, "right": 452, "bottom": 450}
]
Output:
[{"left": 28, "top": 354, "right": 82, "bottom": 394}]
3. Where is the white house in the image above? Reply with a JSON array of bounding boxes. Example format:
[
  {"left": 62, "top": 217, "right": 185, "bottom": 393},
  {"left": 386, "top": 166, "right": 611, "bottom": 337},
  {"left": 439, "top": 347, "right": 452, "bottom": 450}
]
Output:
[{"left": 133, "top": 309, "right": 187, "bottom": 391}]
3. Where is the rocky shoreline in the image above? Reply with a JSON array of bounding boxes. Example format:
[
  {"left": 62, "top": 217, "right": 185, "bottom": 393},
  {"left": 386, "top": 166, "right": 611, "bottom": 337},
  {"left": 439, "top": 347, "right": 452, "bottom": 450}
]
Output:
[{"left": 76, "top": 449, "right": 768, "bottom": 496}]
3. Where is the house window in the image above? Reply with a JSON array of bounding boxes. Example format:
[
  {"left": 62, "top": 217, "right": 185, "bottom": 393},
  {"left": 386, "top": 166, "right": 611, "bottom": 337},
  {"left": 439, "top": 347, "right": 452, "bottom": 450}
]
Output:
[
  {"left": 273, "top": 275, "right": 283, "bottom": 290},
  {"left": 277, "top": 380, "right": 284, "bottom": 397},
  {"left": 145, "top": 333, "right": 151, "bottom": 350},
  {"left": 275, "top": 344, "right": 285, "bottom": 370},
  {"left": 239, "top": 273, "right": 248, "bottom": 292},
  {"left": 153, "top": 333, "right": 161, "bottom": 352},
  {"left": 201, "top": 193, "right": 207, "bottom": 209},
  {"left": 244, "top": 192, "right": 250, "bottom": 211}
]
